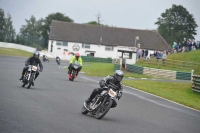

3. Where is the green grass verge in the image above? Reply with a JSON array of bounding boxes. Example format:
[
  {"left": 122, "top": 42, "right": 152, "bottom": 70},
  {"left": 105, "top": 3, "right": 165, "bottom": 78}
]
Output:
[
  {"left": 81, "top": 62, "right": 153, "bottom": 78},
  {"left": 123, "top": 80, "right": 200, "bottom": 110},
  {"left": 0, "top": 47, "right": 32, "bottom": 57}
]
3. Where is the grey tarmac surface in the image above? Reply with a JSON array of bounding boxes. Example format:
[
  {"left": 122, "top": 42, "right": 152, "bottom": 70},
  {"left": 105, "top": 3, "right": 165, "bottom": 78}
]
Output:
[{"left": 0, "top": 55, "right": 200, "bottom": 133}]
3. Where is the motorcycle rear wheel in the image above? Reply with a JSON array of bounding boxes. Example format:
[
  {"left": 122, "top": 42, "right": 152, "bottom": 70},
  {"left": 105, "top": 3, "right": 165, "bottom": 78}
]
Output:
[
  {"left": 95, "top": 98, "right": 113, "bottom": 119},
  {"left": 22, "top": 83, "right": 26, "bottom": 87}
]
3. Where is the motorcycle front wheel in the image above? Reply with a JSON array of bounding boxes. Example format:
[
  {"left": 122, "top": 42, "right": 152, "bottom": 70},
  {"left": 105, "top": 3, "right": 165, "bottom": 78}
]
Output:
[
  {"left": 81, "top": 104, "right": 88, "bottom": 114},
  {"left": 95, "top": 98, "right": 113, "bottom": 119},
  {"left": 27, "top": 75, "right": 34, "bottom": 89}
]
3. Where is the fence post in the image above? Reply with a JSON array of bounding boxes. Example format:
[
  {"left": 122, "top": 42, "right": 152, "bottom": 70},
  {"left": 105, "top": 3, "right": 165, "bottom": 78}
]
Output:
[{"left": 191, "top": 69, "right": 194, "bottom": 83}]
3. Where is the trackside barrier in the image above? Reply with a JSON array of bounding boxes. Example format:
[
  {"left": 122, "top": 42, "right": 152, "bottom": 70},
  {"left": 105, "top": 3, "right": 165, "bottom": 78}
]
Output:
[
  {"left": 114, "top": 64, "right": 120, "bottom": 71},
  {"left": 126, "top": 64, "right": 192, "bottom": 80},
  {"left": 192, "top": 75, "right": 200, "bottom": 93}
]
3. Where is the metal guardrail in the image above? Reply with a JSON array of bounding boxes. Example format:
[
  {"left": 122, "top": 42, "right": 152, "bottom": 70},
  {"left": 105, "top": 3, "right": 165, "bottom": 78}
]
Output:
[
  {"left": 114, "top": 64, "right": 120, "bottom": 71},
  {"left": 192, "top": 75, "right": 200, "bottom": 93},
  {"left": 143, "top": 58, "right": 200, "bottom": 70}
]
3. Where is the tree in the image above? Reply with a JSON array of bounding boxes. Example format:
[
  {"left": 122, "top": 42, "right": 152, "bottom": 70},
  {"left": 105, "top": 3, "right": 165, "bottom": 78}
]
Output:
[
  {"left": 41, "top": 12, "right": 74, "bottom": 48},
  {"left": 0, "top": 8, "right": 5, "bottom": 41},
  {"left": 96, "top": 12, "right": 103, "bottom": 24},
  {"left": 155, "top": 4, "right": 198, "bottom": 45},
  {"left": 87, "top": 21, "right": 101, "bottom": 25},
  {"left": 4, "top": 13, "right": 16, "bottom": 42},
  {"left": 20, "top": 15, "right": 42, "bottom": 37}
]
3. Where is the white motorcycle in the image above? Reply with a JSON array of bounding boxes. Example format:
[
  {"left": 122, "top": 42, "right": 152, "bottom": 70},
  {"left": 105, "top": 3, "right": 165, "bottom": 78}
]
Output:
[{"left": 21, "top": 65, "right": 38, "bottom": 89}]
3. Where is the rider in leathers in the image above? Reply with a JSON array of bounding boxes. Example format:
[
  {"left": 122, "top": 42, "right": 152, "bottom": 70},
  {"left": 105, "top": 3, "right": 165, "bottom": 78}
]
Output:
[
  {"left": 85, "top": 70, "right": 124, "bottom": 106},
  {"left": 19, "top": 51, "right": 43, "bottom": 86}
]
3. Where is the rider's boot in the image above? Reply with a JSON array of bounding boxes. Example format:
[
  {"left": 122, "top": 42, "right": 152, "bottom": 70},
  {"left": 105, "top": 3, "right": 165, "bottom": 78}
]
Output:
[
  {"left": 32, "top": 82, "right": 34, "bottom": 86},
  {"left": 85, "top": 89, "right": 98, "bottom": 105}
]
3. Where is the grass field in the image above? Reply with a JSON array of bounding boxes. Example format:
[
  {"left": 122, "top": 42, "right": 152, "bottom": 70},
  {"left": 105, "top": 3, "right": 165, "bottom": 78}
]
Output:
[
  {"left": 82, "top": 62, "right": 153, "bottom": 78},
  {"left": 123, "top": 80, "right": 200, "bottom": 110},
  {"left": 0, "top": 47, "right": 32, "bottom": 57},
  {"left": 136, "top": 50, "right": 200, "bottom": 74}
]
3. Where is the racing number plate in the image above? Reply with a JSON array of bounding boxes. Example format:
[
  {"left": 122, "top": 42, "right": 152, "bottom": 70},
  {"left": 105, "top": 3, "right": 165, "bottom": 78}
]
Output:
[{"left": 32, "top": 66, "right": 38, "bottom": 71}]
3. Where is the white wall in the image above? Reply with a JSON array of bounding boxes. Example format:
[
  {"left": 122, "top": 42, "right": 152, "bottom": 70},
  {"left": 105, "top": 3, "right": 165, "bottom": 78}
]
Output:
[
  {"left": 48, "top": 40, "right": 137, "bottom": 63},
  {"left": 0, "top": 42, "right": 36, "bottom": 53}
]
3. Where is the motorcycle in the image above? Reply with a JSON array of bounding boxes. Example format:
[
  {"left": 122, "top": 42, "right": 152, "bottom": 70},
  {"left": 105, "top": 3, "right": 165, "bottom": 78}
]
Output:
[
  {"left": 56, "top": 58, "right": 60, "bottom": 65},
  {"left": 81, "top": 83, "right": 119, "bottom": 119},
  {"left": 43, "top": 57, "right": 49, "bottom": 62},
  {"left": 69, "top": 61, "right": 81, "bottom": 81},
  {"left": 21, "top": 65, "right": 39, "bottom": 89}
]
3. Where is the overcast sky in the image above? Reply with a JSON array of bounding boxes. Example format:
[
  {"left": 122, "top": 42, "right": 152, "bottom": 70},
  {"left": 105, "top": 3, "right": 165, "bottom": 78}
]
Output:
[{"left": 1, "top": 0, "right": 200, "bottom": 40}]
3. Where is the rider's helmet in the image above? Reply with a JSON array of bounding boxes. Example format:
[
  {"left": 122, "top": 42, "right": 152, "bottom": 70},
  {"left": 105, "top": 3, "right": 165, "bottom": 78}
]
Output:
[
  {"left": 114, "top": 70, "right": 124, "bottom": 82},
  {"left": 33, "top": 51, "right": 40, "bottom": 59},
  {"left": 75, "top": 53, "right": 80, "bottom": 60}
]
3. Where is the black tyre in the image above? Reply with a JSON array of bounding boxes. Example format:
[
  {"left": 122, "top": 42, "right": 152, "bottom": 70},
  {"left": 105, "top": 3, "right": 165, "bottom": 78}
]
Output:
[
  {"left": 95, "top": 98, "right": 113, "bottom": 119},
  {"left": 71, "top": 73, "right": 75, "bottom": 81},
  {"left": 27, "top": 82, "right": 31, "bottom": 89},
  {"left": 22, "top": 83, "right": 26, "bottom": 87},
  {"left": 27, "top": 75, "right": 34, "bottom": 89},
  {"left": 81, "top": 104, "right": 88, "bottom": 114}
]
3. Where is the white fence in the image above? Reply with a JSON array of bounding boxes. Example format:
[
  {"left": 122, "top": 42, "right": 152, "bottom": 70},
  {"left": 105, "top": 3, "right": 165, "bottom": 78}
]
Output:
[{"left": 0, "top": 42, "right": 36, "bottom": 53}]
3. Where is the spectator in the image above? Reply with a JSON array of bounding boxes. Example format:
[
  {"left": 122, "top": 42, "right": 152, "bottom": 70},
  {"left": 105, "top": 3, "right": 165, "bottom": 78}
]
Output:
[
  {"left": 197, "top": 41, "right": 199, "bottom": 49},
  {"left": 144, "top": 49, "right": 149, "bottom": 60},
  {"left": 142, "top": 49, "right": 144, "bottom": 58},
  {"left": 137, "top": 48, "right": 142, "bottom": 61},
  {"left": 153, "top": 50, "right": 157, "bottom": 57},
  {"left": 162, "top": 51, "right": 167, "bottom": 66},
  {"left": 156, "top": 51, "right": 162, "bottom": 66},
  {"left": 182, "top": 46, "right": 185, "bottom": 52}
]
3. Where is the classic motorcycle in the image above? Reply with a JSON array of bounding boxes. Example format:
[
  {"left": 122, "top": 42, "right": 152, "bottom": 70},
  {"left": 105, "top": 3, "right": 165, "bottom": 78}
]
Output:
[
  {"left": 21, "top": 65, "right": 38, "bottom": 89},
  {"left": 56, "top": 58, "right": 60, "bottom": 65},
  {"left": 69, "top": 61, "right": 81, "bottom": 81},
  {"left": 81, "top": 83, "right": 119, "bottom": 119},
  {"left": 43, "top": 57, "right": 49, "bottom": 62}
]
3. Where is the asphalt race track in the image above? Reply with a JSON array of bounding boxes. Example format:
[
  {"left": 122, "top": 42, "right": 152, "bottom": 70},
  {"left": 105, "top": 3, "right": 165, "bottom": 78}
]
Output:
[{"left": 0, "top": 55, "right": 200, "bottom": 133}]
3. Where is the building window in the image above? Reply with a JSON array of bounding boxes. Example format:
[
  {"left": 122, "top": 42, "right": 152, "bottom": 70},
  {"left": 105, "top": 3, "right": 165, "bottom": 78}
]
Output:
[
  {"left": 105, "top": 46, "right": 114, "bottom": 51},
  {"left": 82, "top": 43, "right": 90, "bottom": 49},
  {"left": 56, "top": 41, "right": 62, "bottom": 46},
  {"left": 56, "top": 41, "right": 68, "bottom": 46},
  {"left": 63, "top": 42, "right": 68, "bottom": 46}
]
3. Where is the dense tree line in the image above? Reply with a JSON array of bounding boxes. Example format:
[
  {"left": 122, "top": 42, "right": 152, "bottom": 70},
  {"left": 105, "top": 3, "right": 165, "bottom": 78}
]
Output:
[{"left": 0, "top": 4, "right": 198, "bottom": 49}]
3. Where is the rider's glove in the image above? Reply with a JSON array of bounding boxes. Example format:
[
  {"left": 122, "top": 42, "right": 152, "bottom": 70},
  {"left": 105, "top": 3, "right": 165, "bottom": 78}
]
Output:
[{"left": 39, "top": 69, "right": 43, "bottom": 72}]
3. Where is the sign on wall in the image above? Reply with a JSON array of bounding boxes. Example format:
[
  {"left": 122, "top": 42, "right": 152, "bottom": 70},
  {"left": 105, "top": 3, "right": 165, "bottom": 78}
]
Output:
[{"left": 72, "top": 44, "right": 80, "bottom": 51}]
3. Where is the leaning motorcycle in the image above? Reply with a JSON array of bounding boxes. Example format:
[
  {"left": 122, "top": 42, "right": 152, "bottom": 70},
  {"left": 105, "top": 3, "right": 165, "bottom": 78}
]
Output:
[
  {"left": 43, "top": 57, "right": 49, "bottom": 62},
  {"left": 81, "top": 83, "right": 119, "bottom": 119},
  {"left": 21, "top": 65, "right": 38, "bottom": 89},
  {"left": 56, "top": 58, "right": 60, "bottom": 65},
  {"left": 69, "top": 61, "right": 81, "bottom": 81}
]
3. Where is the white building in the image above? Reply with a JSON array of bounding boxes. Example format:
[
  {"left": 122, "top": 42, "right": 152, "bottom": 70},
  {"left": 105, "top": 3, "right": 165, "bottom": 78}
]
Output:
[{"left": 48, "top": 20, "right": 170, "bottom": 65}]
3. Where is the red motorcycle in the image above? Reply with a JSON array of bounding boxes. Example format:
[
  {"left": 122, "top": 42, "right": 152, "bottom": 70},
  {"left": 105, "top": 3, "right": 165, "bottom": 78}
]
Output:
[{"left": 68, "top": 62, "right": 81, "bottom": 81}]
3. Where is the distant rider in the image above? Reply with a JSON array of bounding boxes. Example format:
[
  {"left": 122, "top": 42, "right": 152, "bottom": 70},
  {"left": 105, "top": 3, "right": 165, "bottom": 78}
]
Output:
[
  {"left": 56, "top": 56, "right": 61, "bottom": 65},
  {"left": 19, "top": 51, "right": 43, "bottom": 86},
  {"left": 68, "top": 53, "right": 82, "bottom": 76},
  {"left": 85, "top": 70, "right": 124, "bottom": 106}
]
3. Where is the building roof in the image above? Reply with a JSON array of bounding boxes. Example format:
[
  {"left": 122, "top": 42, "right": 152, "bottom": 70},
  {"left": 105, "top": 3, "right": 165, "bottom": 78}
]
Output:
[{"left": 49, "top": 20, "right": 170, "bottom": 50}]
